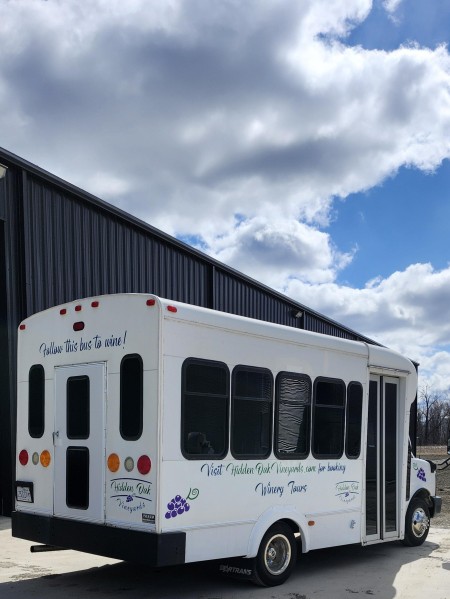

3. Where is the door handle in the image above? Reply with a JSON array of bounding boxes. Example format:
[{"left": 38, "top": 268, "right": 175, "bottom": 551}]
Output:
[{"left": 52, "top": 431, "right": 60, "bottom": 444}]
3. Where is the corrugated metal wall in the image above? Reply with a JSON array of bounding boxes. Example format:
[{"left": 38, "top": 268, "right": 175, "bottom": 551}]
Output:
[
  {"left": 22, "top": 174, "right": 211, "bottom": 313},
  {"left": 0, "top": 147, "right": 382, "bottom": 515},
  {"left": 20, "top": 168, "right": 368, "bottom": 340}
]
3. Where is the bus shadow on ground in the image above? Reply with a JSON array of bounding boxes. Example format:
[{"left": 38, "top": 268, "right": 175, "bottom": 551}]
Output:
[{"left": 0, "top": 538, "right": 441, "bottom": 599}]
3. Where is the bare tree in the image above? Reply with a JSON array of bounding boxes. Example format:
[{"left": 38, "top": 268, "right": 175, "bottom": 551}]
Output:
[{"left": 417, "top": 386, "right": 450, "bottom": 446}]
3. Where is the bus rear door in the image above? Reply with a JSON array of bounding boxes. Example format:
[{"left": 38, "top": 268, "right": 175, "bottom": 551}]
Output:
[{"left": 53, "top": 362, "right": 106, "bottom": 522}]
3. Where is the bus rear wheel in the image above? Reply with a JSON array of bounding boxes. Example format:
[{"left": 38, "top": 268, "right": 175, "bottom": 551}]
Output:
[
  {"left": 402, "top": 497, "right": 430, "bottom": 546},
  {"left": 254, "top": 522, "right": 297, "bottom": 587}
]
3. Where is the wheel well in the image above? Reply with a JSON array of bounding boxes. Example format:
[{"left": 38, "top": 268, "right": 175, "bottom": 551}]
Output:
[
  {"left": 410, "top": 489, "right": 432, "bottom": 509},
  {"left": 279, "top": 519, "right": 302, "bottom": 549}
]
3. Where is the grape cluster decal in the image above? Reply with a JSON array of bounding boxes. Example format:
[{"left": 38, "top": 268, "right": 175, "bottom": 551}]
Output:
[
  {"left": 165, "top": 488, "right": 199, "bottom": 520},
  {"left": 417, "top": 467, "right": 427, "bottom": 482}
]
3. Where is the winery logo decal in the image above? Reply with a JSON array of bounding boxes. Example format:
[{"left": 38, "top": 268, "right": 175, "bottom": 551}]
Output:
[
  {"left": 335, "top": 481, "right": 360, "bottom": 503},
  {"left": 413, "top": 462, "right": 427, "bottom": 482},
  {"left": 110, "top": 478, "right": 152, "bottom": 513}
]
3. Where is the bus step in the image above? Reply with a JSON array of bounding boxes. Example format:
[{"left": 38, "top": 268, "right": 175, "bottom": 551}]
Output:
[{"left": 30, "top": 544, "right": 67, "bottom": 553}]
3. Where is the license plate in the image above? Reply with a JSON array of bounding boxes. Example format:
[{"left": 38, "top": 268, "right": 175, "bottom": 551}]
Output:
[{"left": 16, "top": 482, "right": 34, "bottom": 503}]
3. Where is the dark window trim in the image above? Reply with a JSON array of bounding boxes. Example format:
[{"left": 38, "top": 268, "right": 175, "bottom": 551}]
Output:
[
  {"left": 181, "top": 357, "right": 230, "bottom": 460},
  {"left": 345, "top": 381, "right": 363, "bottom": 459},
  {"left": 312, "top": 376, "right": 346, "bottom": 460},
  {"left": 274, "top": 371, "right": 312, "bottom": 460},
  {"left": 120, "top": 354, "right": 144, "bottom": 441},
  {"left": 28, "top": 364, "right": 45, "bottom": 439},
  {"left": 230, "top": 364, "right": 273, "bottom": 460}
]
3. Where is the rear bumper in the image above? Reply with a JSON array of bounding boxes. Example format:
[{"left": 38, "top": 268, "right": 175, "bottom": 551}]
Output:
[{"left": 12, "top": 511, "right": 186, "bottom": 567}]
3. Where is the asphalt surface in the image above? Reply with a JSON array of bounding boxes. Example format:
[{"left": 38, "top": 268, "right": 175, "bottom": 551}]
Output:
[{"left": 0, "top": 517, "right": 449, "bottom": 598}]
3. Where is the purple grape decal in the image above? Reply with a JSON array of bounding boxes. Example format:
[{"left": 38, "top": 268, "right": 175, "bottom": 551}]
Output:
[
  {"left": 164, "top": 488, "right": 198, "bottom": 519},
  {"left": 417, "top": 468, "right": 426, "bottom": 482}
]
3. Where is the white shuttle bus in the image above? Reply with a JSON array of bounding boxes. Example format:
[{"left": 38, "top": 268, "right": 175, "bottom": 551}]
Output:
[{"left": 13, "top": 294, "right": 441, "bottom": 586}]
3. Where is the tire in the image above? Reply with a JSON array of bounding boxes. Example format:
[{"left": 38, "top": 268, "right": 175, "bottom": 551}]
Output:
[
  {"left": 254, "top": 522, "right": 297, "bottom": 587},
  {"left": 402, "top": 497, "right": 430, "bottom": 547}
]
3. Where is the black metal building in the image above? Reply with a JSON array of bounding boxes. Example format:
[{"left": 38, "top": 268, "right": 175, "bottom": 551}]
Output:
[{"left": 0, "top": 147, "right": 392, "bottom": 516}]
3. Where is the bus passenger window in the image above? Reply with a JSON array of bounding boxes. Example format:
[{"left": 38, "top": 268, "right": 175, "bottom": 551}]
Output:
[
  {"left": 29, "top": 365, "right": 45, "bottom": 438},
  {"left": 346, "top": 382, "right": 363, "bottom": 459},
  {"left": 120, "top": 354, "right": 143, "bottom": 441},
  {"left": 275, "top": 372, "right": 311, "bottom": 459},
  {"left": 181, "top": 359, "right": 229, "bottom": 459},
  {"left": 231, "top": 366, "right": 273, "bottom": 459},
  {"left": 312, "top": 378, "right": 345, "bottom": 458}
]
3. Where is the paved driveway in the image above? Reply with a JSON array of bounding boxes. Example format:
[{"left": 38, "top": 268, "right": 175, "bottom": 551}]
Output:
[{"left": 1, "top": 518, "right": 449, "bottom": 598}]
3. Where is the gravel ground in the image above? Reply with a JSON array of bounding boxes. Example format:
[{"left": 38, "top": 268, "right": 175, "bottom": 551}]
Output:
[{"left": 416, "top": 446, "right": 450, "bottom": 529}]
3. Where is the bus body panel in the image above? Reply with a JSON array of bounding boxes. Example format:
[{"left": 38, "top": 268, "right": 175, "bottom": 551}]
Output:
[{"left": 14, "top": 293, "right": 436, "bottom": 574}]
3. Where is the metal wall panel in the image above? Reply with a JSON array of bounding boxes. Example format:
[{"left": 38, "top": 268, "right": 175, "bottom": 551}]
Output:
[
  {"left": 213, "top": 268, "right": 300, "bottom": 328},
  {"left": 303, "top": 313, "right": 358, "bottom": 341},
  {"left": 22, "top": 173, "right": 210, "bottom": 315}
]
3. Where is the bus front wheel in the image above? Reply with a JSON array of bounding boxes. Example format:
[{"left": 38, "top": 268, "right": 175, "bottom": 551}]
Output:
[
  {"left": 402, "top": 497, "right": 430, "bottom": 546},
  {"left": 254, "top": 522, "right": 297, "bottom": 586}
]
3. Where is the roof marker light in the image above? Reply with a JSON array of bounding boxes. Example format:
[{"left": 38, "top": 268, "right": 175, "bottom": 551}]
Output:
[
  {"left": 167, "top": 306, "right": 177, "bottom": 313},
  {"left": 60, "top": 308, "right": 67, "bottom": 315},
  {"left": 19, "top": 324, "right": 26, "bottom": 331},
  {"left": 75, "top": 305, "right": 82, "bottom": 312},
  {"left": 91, "top": 301, "right": 99, "bottom": 308},
  {"left": 146, "top": 299, "right": 156, "bottom": 306},
  {"left": 73, "top": 322, "right": 85, "bottom": 331}
]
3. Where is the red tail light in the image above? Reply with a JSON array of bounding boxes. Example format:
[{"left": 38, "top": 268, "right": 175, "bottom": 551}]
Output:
[
  {"left": 137, "top": 455, "right": 151, "bottom": 475},
  {"left": 19, "top": 450, "right": 29, "bottom": 466}
]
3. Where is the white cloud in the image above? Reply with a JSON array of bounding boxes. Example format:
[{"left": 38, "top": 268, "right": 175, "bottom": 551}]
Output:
[
  {"left": 205, "top": 216, "right": 355, "bottom": 287},
  {"left": 1, "top": 1, "right": 450, "bottom": 387},
  {"left": 282, "top": 263, "right": 450, "bottom": 389},
  {"left": 1, "top": 1, "right": 450, "bottom": 239},
  {"left": 382, "top": 0, "right": 404, "bottom": 16}
]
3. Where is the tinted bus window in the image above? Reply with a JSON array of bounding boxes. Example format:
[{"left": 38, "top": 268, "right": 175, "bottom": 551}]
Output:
[
  {"left": 182, "top": 359, "right": 229, "bottom": 459},
  {"left": 29, "top": 365, "right": 45, "bottom": 438},
  {"left": 231, "top": 366, "right": 273, "bottom": 459},
  {"left": 67, "top": 376, "right": 90, "bottom": 439},
  {"left": 120, "top": 354, "right": 143, "bottom": 441},
  {"left": 312, "top": 378, "right": 345, "bottom": 458},
  {"left": 346, "top": 382, "right": 363, "bottom": 459},
  {"left": 275, "top": 372, "right": 311, "bottom": 459}
]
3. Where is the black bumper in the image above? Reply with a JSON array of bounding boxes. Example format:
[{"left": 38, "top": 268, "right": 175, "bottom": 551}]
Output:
[
  {"left": 12, "top": 511, "right": 185, "bottom": 567},
  {"left": 431, "top": 496, "right": 442, "bottom": 517}
]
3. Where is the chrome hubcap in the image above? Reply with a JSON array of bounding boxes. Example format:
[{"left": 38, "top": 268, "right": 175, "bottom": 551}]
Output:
[
  {"left": 264, "top": 534, "right": 291, "bottom": 576},
  {"left": 412, "top": 507, "right": 429, "bottom": 538}
]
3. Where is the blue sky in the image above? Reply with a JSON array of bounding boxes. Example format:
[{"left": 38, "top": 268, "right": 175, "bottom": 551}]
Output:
[
  {"left": 1, "top": 0, "right": 450, "bottom": 390},
  {"left": 349, "top": 0, "right": 450, "bottom": 51},
  {"left": 330, "top": 162, "right": 450, "bottom": 287},
  {"left": 337, "top": 1, "right": 450, "bottom": 288}
]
